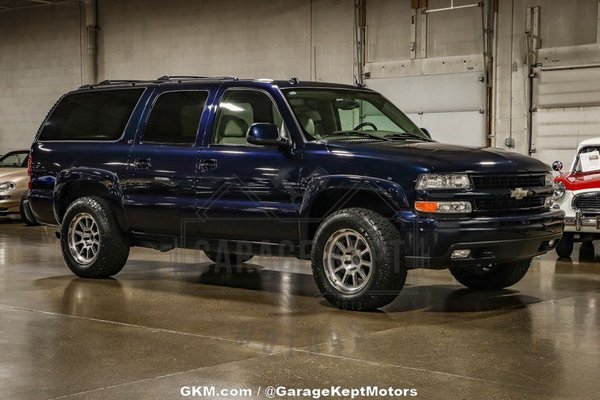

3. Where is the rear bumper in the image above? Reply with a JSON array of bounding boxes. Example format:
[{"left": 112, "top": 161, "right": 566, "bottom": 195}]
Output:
[{"left": 397, "top": 210, "right": 564, "bottom": 269}]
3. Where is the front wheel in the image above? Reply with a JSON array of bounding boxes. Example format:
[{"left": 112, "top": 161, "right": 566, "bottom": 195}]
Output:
[
  {"left": 449, "top": 258, "right": 532, "bottom": 290},
  {"left": 60, "top": 196, "right": 130, "bottom": 278},
  {"left": 311, "top": 208, "right": 406, "bottom": 311}
]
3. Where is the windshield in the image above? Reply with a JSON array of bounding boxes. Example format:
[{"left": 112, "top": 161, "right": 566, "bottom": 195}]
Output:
[
  {"left": 574, "top": 146, "right": 600, "bottom": 173},
  {"left": 283, "top": 88, "right": 430, "bottom": 142},
  {"left": 0, "top": 151, "right": 29, "bottom": 168}
]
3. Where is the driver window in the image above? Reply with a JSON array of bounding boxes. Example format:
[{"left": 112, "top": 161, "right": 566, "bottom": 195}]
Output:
[{"left": 213, "top": 90, "right": 285, "bottom": 146}]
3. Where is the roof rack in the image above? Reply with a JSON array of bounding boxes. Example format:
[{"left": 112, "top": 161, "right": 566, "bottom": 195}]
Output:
[
  {"left": 78, "top": 75, "right": 240, "bottom": 90},
  {"left": 157, "top": 75, "right": 238, "bottom": 82},
  {"left": 78, "top": 80, "right": 157, "bottom": 89}
]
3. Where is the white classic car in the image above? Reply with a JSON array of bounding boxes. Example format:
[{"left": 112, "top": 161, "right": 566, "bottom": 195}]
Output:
[{"left": 552, "top": 137, "right": 600, "bottom": 258}]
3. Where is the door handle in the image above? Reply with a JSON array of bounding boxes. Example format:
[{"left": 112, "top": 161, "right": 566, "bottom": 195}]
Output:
[
  {"left": 133, "top": 158, "right": 152, "bottom": 170},
  {"left": 199, "top": 159, "right": 218, "bottom": 172}
]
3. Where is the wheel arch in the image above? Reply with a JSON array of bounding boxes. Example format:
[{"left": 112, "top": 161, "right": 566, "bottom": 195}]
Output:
[
  {"left": 299, "top": 175, "right": 409, "bottom": 242},
  {"left": 53, "top": 167, "right": 127, "bottom": 230}
]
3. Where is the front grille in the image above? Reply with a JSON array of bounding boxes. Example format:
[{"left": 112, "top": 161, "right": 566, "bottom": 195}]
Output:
[
  {"left": 475, "top": 196, "right": 545, "bottom": 211},
  {"left": 573, "top": 193, "right": 600, "bottom": 211},
  {"left": 471, "top": 174, "right": 546, "bottom": 190}
]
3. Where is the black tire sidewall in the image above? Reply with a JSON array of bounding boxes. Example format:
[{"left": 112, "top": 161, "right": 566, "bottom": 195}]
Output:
[
  {"left": 449, "top": 258, "right": 532, "bottom": 290},
  {"left": 556, "top": 233, "right": 574, "bottom": 258},
  {"left": 311, "top": 208, "right": 405, "bottom": 311},
  {"left": 60, "top": 197, "right": 128, "bottom": 278}
]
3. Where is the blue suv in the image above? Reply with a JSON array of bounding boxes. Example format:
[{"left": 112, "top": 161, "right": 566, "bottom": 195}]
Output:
[{"left": 28, "top": 76, "right": 564, "bottom": 310}]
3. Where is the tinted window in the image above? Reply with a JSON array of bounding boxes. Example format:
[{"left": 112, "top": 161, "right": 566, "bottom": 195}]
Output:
[
  {"left": 39, "top": 89, "right": 144, "bottom": 141},
  {"left": 143, "top": 91, "right": 208, "bottom": 144},
  {"left": 0, "top": 151, "right": 29, "bottom": 168},
  {"left": 213, "top": 90, "right": 284, "bottom": 146}
]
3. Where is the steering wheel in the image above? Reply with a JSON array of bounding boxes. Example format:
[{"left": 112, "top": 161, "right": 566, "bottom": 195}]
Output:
[{"left": 354, "top": 122, "right": 377, "bottom": 131}]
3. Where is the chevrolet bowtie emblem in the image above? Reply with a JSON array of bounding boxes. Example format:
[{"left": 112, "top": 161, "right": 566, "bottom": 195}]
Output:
[{"left": 510, "top": 187, "right": 529, "bottom": 200}]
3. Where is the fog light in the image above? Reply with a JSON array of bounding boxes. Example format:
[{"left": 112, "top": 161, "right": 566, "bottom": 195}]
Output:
[{"left": 451, "top": 249, "right": 471, "bottom": 259}]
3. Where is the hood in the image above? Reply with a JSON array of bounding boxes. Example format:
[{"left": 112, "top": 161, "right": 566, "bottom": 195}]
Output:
[
  {"left": 556, "top": 171, "right": 600, "bottom": 191},
  {"left": 325, "top": 141, "right": 550, "bottom": 174},
  {"left": 0, "top": 168, "right": 27, "bottom": 181}
]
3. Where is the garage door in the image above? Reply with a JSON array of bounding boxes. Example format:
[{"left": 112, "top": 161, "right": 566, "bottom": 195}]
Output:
[
  {"left": 365, "top": 71, "right": 486, "bottom": 147},
  {"left": 531, "top": 66, "right": 600, "bottom": 167}
]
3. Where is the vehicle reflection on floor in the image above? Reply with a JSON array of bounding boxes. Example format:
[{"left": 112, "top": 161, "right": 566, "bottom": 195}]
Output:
[{"left": 0, "top": 221, "right": 598, "bottom": 399}]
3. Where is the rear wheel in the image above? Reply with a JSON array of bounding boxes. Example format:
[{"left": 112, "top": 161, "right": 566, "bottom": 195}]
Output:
[
  {"left": 60, "top": 197, "right": 130, "bottom": 278},
  {"left": 204, "top": 251, "right": 253, "bottom": 265},
  {"left": 556, "top": 233, "right": 574, "bottom": 258},
  {"left": 449, "top": 258, "right": 532, "bottom": 290},
  {"left": 311, "top": 208, "right": 406, "bottom": 311}
]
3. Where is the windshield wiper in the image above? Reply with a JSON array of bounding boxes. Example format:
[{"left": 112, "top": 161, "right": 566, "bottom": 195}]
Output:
[
  {"left": 385, "top": 132, "right": 433, "bottom": 142},
  {"left": 327, "top": 130, "right": 391, "bottom": 141}
]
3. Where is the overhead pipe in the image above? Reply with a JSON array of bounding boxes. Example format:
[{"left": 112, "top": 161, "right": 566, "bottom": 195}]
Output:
[{"left": 425, "top": 0, "right": 482, "bottom": 13}]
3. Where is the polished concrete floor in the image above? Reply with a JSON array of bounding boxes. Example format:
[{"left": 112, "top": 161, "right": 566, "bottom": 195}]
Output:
[{"left": 0, "top": 217, "right": 599, "bottom": 400}]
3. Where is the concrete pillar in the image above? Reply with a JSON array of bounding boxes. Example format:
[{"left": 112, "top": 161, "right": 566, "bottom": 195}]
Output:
[{"left": 83, "top": 0, "right": 98, "bottom": 84}]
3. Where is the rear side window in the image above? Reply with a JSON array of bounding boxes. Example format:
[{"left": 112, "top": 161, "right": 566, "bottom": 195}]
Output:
[
  {"left": 39, "top": 89, "right": 144, "bottom": 141},
  {"left": 142, "top": 91, "right": 208, "bottom": 145}
]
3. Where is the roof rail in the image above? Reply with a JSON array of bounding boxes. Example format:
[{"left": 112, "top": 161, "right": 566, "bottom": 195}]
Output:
[
  {"left": 156, "top": 75, "right": 239, "bottom": 82},
  {"left": 78, "top": 80, "right": 157, "bottom": 89}
]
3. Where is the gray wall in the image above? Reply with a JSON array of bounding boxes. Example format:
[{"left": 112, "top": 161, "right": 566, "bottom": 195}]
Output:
[
  {"left": 0, "top": 0, "right": 354, "bottom": 154},
  {"left": 0, "top": 2, "right": 82, "bottom": 153},
  {"left": 0, "top": 0, "right": 598, "bottom": 155}
]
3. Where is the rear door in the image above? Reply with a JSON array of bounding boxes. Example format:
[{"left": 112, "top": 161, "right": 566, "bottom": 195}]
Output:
[{"left": 123, "top": 88, "right": 213, "bottom": 236}]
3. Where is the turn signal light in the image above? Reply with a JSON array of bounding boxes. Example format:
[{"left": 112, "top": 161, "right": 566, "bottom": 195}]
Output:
[{"left": 415, "top": 201, "right": 472, "bottom": 214}]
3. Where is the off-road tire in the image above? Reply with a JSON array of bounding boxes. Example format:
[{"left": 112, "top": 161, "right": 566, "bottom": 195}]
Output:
[
  {"left": 60, "top": 196, "right": 130, "bottom": 278},
  {"left": 311, "top": 207, "right": 406, "bottom": 311},
  {"left": 449, "top": 258, "right": 532, "bottom": 290}
]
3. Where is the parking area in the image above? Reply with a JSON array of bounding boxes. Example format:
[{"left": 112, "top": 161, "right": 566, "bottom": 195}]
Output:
[{"left": 1, "top": 219, "right": 598, "bottom": 400}]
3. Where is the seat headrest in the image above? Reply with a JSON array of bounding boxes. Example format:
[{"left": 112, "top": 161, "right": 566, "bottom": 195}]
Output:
[{"left": 220, "top": 115, "right": 249, "bottom": 138}]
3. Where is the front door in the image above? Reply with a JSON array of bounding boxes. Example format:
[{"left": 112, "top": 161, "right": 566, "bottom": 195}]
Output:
[
  {"left": 195, "top": 88, "right": 301, "bottom": 243},
  {"left": 124, "top": 89, "right": 210, "bottom": 236}
]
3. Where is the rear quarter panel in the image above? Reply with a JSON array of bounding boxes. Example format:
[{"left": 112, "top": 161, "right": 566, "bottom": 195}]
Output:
[{"left": 29, "top": 87, "right": 154, "bottom": 225}]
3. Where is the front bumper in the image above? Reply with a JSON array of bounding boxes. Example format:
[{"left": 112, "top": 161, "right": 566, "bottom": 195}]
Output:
[
  {"left": 397, "top": 210, "right": 564, "bottom": 269},
  {"left": 0, "top": 197, "right": 20, "bottom": 215},
  {"left": 564, "top": 210, "right": 600, "bottom": 233}
]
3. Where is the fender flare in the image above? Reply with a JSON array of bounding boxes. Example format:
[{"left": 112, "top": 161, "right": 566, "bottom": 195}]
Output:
[
  {"left": 53, "top": 167, "right": 125, "bottom": 224},
  {"left": 298, "top": 175, "right": 409, "bottom": 241}
]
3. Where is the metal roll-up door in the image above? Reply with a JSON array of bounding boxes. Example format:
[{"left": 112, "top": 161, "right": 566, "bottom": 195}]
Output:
[
  {"left": 531, "top": 66, "right": 600, "bottom": 166},
  {"left": 366, "top": 71, "right": 487, "bottom": 147}
]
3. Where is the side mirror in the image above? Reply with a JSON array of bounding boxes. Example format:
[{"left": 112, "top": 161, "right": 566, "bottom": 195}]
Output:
[
  {"left": 552, "top": 160, "right": 563, "bottom": 172},
  {"left": 247, "top": 123, "right": 289, "bottom": 147},
  {"left": 420, "top": 128, "right": 431, "bottom": 138}
]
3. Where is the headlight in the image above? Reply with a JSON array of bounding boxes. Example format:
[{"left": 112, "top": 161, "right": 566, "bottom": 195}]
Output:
[
  {"left": 545, "top": 172, "right": 554, "bottom": 186},
  {"left": 415, "top": 201, "right": 472, "bottom": 214},
  {"left": 416, "top": 174, "right": 472, "bottom": 190},
  {"left": 553, "top": 181, "right": 565, "bottom": 200},
  {"left": 0, "top": 181, "right": 16, "bottom": 192}
]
